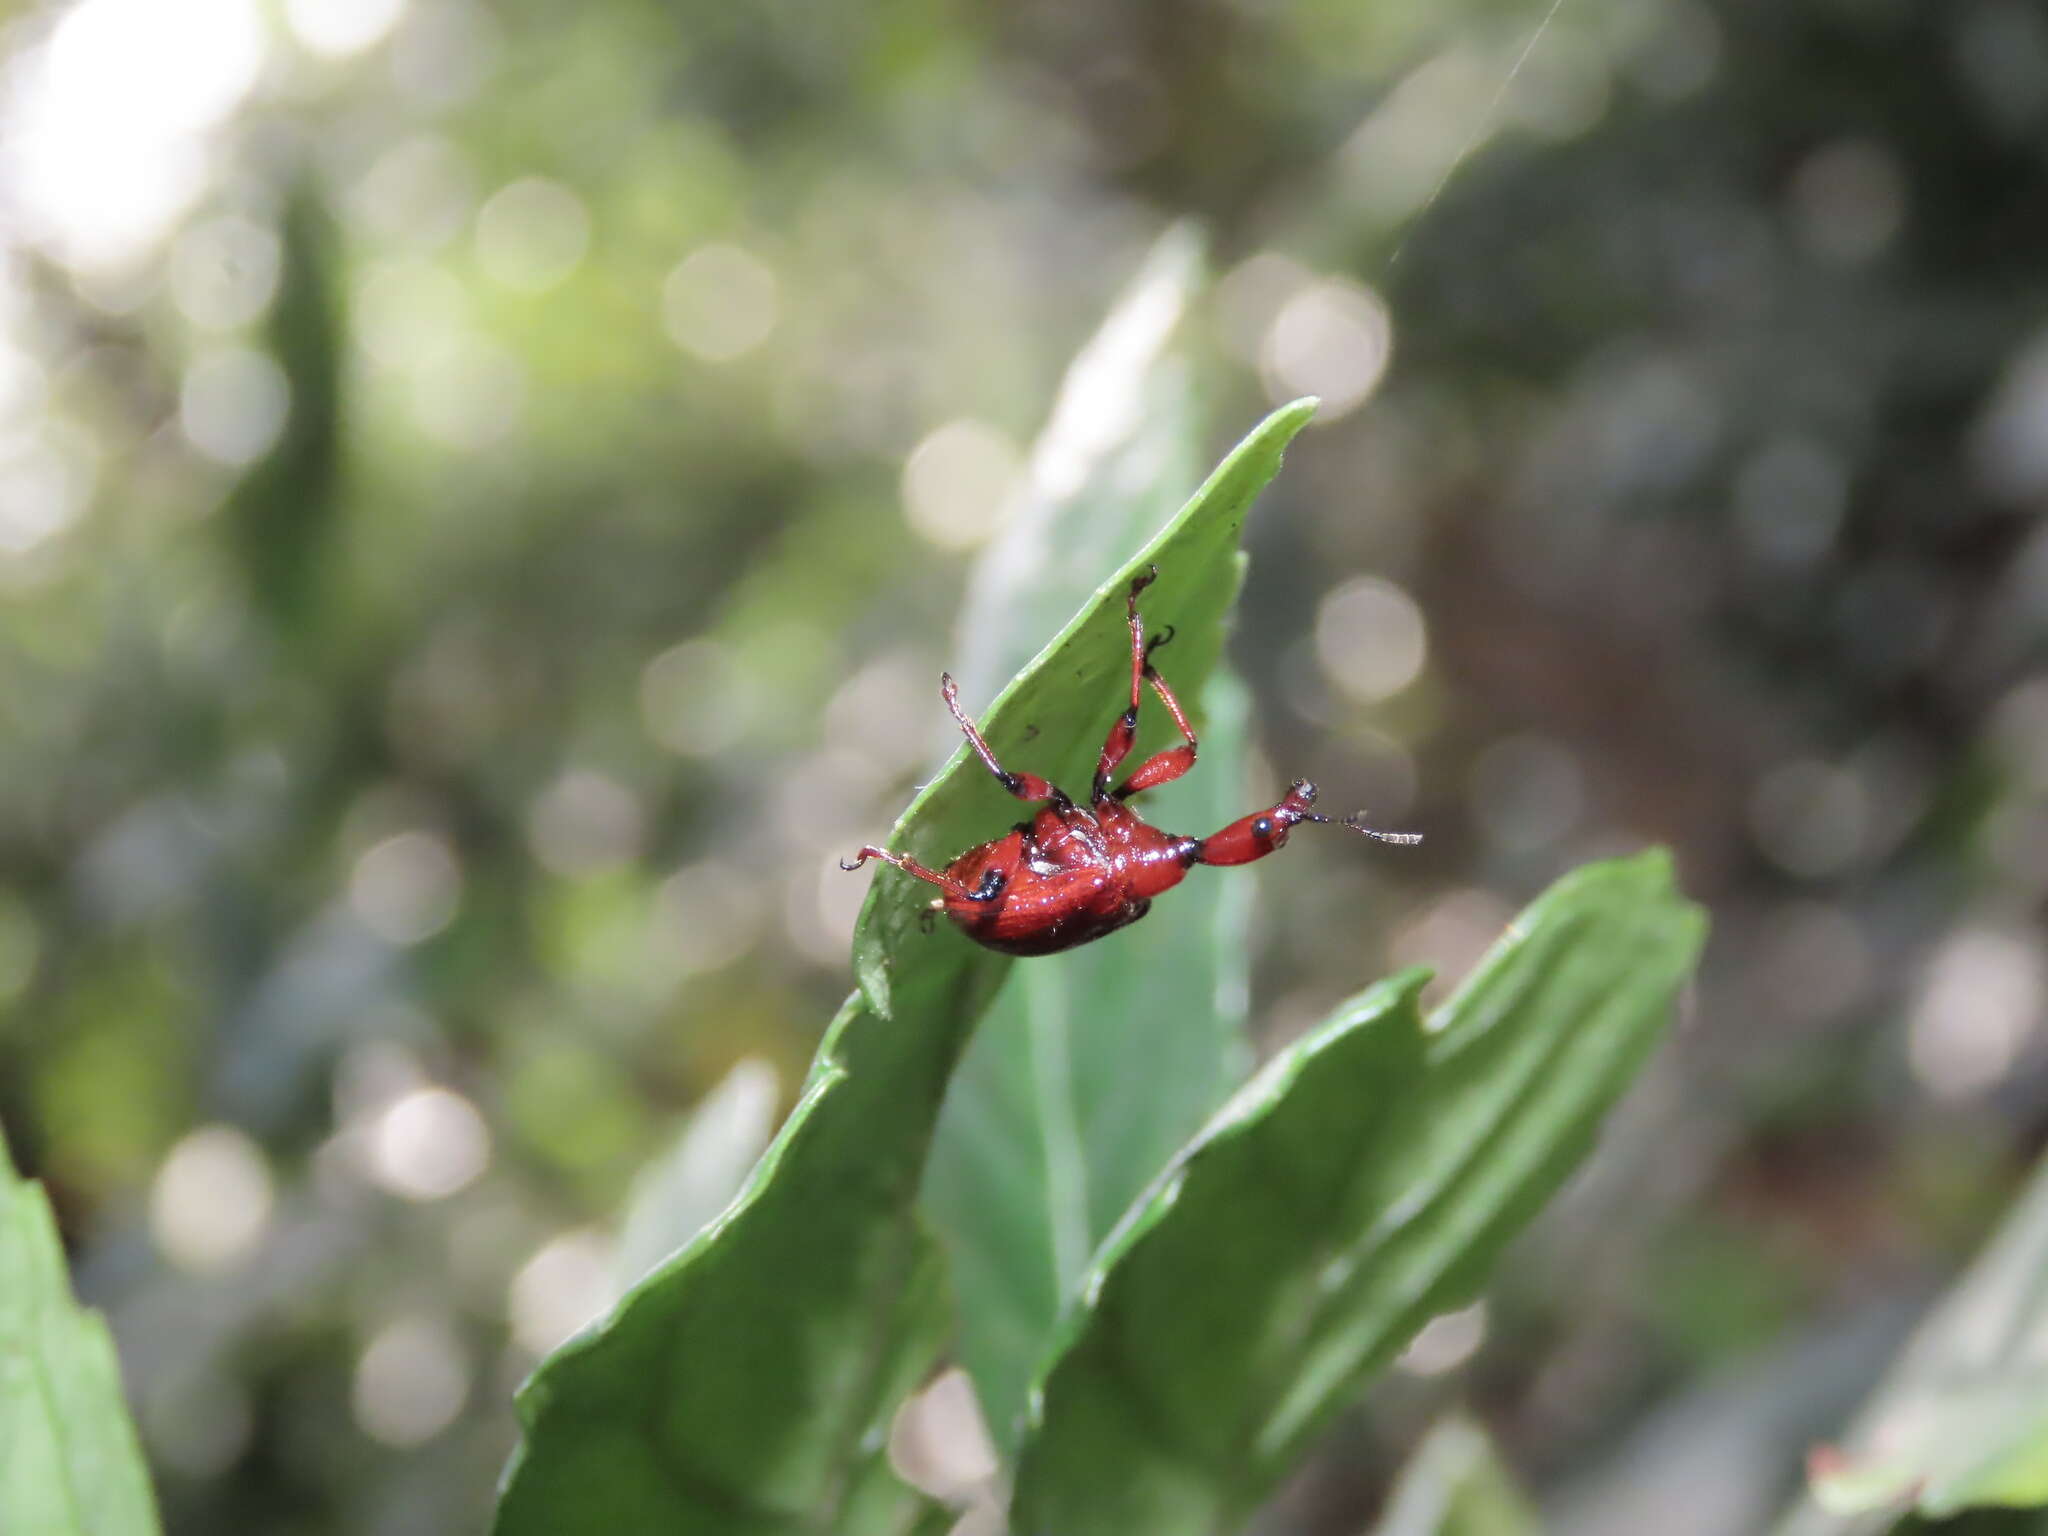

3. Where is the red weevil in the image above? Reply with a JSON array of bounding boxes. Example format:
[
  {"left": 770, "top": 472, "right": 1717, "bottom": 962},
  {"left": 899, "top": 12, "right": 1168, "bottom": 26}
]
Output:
[{"left": 840, "top": 569, "right": 1420, "bottom": 956}]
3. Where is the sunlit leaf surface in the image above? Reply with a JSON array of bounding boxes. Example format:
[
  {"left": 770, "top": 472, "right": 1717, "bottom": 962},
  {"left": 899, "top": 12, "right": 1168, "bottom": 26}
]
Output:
[
  {"left": 922, "top": 225, "right": 1258, "bottom": 1458},
  {"left": 0, "top": 1129, "right": 161, "bottom": 1536},
  {"left": 493, "top": 397, "right": 1318, "bottom": 1534},
  {"left": 1781, "top": 1151, "right": 2048, "bottom": 1536},
  {"left": 1011, "top": 851, "right": 1706, "bottom": 1535}
]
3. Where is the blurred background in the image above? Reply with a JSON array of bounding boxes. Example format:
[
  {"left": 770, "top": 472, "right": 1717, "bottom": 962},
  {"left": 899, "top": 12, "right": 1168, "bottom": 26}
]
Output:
[{"left": 1, "top": 0, "right": 2044, "bottom": 1530}]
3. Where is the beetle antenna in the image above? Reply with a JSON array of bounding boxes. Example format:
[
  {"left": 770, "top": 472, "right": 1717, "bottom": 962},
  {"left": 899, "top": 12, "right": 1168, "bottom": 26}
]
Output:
[{"left": 1341, "top": 811, "right": 1423, "bottom": 845}]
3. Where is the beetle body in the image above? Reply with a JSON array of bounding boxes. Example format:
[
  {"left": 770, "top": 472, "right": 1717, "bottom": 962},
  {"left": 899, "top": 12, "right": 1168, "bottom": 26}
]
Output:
[
  {"left": 938, "top": 797, "right": 1189, "bottom": 956},
  {"left": 842, "top": 569, "right": 1418, "bottom": 957}
]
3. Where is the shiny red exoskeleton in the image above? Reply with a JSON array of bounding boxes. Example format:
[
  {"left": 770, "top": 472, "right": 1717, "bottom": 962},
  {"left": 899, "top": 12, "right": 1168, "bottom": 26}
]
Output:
[{"left": 840, "top": 569, "right": 1421, "bottom": 957}]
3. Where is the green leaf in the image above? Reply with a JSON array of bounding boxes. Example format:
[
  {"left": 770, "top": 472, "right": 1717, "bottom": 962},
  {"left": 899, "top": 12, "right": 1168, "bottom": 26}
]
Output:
[
  {"left": 922, "top": 224, "right": 1257, "bottom": 1458},
  {"left": 612, "top": 1057, "right": 781, "bottom": 1290},
  {"left": 1779, "top": 1150, "right": 2048, "bottom": 1536},
  {"left": 0, "top": 1127, "right": 161, "bottom": 1536},
  {"left": 1371, "top": 1414, "right": 1542, "bottom": 1536},
  {"left": 494, "top": 387, "right": 1320, "bottom": 1534},
  {"left": 1011, "top": 850, "right": 1707, "bottom": 1536}
]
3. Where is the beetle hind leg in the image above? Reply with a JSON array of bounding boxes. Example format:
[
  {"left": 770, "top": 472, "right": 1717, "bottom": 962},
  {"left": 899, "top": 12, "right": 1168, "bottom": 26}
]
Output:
[
  {"left": 1095, "top": 568, "right": 1201, "bottom": 802},
  {"left": 839, "top": 845, "right": 977, "bottom": 899}
]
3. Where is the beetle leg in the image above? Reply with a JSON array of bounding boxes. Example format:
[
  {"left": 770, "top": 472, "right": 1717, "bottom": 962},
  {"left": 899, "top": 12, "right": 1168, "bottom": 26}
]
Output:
[
  {"left": 838, "top": 845, "right": 978, "bottom": 899},
  {"left": 941, "top": 673, "right": 1074, "bottom": 807},
  {"left": 1111, "top": 662, "right": 1199, "bottom": 800},
  {"left": 1091, "top": 570, "right": 1154, "bottom": 799},
  {"left": 1109, "top": 616, "right": 1199, "bottom": 802}
]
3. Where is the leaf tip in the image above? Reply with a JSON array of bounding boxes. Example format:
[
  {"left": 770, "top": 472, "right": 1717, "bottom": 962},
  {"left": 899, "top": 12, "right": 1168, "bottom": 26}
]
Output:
[{"left": 1275, "top": 395, "right": 1320, "bottom": 431}]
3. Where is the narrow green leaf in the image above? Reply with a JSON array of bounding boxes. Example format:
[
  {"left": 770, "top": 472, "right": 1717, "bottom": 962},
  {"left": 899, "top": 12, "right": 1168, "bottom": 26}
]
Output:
[
  {"left": 495, "top": 390, "right": 1320, "bottom": 1535},
  {"left": 1780, "top": 1149, "right": 2048, "bottom": 1536},
  {"left": 0, "top": 1127, "right": 161, "bottom": 1536},
  {"left": 225, "top": 180, "right": 343, "bottom": 644},
  {"left": 1011, "top": 850, "right": 1707, "bottom": 1536},
  {"left": 923, "top": 224, "right": 1257, "bottom": 1458},
  {"left": 1372, "top": 1414, "right": 1541, "bottom": 1536}
]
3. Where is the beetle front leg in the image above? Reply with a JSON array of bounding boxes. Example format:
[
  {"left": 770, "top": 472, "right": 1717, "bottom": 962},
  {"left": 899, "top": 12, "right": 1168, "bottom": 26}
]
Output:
[
  {"left": 839, "top": 845, "right": 979, "bottom": 899},
  {"left": 1189, "top": 781, "right": 1322, "bottom": 866},
  {"left": 1193, "top": 780, "right": 1422, "bottom": 865}
]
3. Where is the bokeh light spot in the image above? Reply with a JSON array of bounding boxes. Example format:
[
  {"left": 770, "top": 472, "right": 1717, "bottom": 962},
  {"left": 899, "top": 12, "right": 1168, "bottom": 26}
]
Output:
[
  {"left": 662, "top": 243, "right": 779, "bottom": 362},
  {"left": 640, "top": 637, "right": 754, "bottom": 756},
  {"left": 10, "top": 0, "right": 264, "bottom": 271},
  {"left": 1315, "top": 576, "right": 1427, "bottom": 705},
  {"left": 180, "top": 347, "right": 289, "bottom": 466},
  {"left": 353, "top": 260, "right": 468, "bottom": 370},
  {"left": 1216, "top": 251, "right": 1312, "bottom": 366},
  {"left": 168, "top": 214, "right": 280, "bottom": 331},
  {"left": 347, "top": 135, "right": 477, "bottom": 251},
  {"left": 1469, "top": 734, "right": 1586, "bottom": 853},
  {"left": 1909, "top": 927, "right": 2044, "bottom": 1101},
  {"left": 353, "top": 1314, "right": 470, "bottom": 1447},
  {"left": 286, "top": 0, "right": 406, "bottom": 59},
  {"left": 825, "top": 654, "right": 937, "bottom": 776},
  {"left": 509, "top": 1229, "right": 616, "bottom": 1355},
  {"left": 1396, "top": 1301, "right": 1488, "bottom": 1377},
  {"left": 1748, "top": 759, "right": 1868, "bottom": 878},
  {"left": 0, "top": 440, "right": 88, "bottom": 555},
  {"left": 475, "top": 177, "right": 591, "bottom": 294},
  {"left": 527, "top": 770, "right": 646, "bottom": 877},
  {"left": 370, "top": 1085, "right": 490, "bottom": 1201},
  {"left": 1260, "top": 278, "right": 1393, "bottom": 421},
  {"left": 888, "top": 1367, "right": 1000, "bottom": 1506},
  {"left": 150, "top": 1124, "right": 272, "bottom": 1273},
  {"left": 411, "top": 340, "right": 524, "bottom": 448},
  {"left": 349, "top": 829, "right": 462, "bottom": 943},
  {"left": 653, "top": 860, "right": 766, "bottom": 978},
  {"left": 901, "top": 419, "right": 1020, "bottom": 551}
]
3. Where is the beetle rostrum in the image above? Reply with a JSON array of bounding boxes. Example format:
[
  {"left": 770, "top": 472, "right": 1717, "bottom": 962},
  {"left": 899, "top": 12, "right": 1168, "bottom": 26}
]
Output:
[{"left": 840, "top": 567, "right": 1422, "bottom": 956}]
